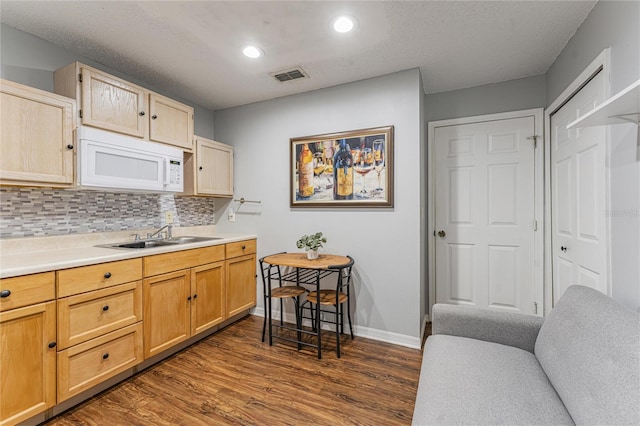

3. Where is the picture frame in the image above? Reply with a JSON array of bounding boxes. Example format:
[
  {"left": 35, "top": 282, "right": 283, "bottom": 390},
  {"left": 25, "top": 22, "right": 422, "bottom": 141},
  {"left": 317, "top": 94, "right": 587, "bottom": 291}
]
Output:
[{"left": 290, "top": 125, "right": 394, "bottom": 208}]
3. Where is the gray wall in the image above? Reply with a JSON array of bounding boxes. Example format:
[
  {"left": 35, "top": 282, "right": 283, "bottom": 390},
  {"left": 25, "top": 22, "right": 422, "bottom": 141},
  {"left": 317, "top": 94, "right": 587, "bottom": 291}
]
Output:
[
  {"left": 0, "top": 24, "right": 215, "bottom": 138},
  {"left": 214, "top": 69, "right": 424, "bottom": 346},
  {"left": 425, "top": 74, "right": 547, "bottom": 123},
  {"left": 547, "top": 0, "right": 640, "bottom": 311}
]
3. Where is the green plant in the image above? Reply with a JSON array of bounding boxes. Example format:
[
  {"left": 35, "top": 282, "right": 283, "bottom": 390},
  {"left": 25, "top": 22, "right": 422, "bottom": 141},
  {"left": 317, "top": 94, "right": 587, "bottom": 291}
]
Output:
[{"left": 296, "top": 232, "right": 327, "bottom": 251}]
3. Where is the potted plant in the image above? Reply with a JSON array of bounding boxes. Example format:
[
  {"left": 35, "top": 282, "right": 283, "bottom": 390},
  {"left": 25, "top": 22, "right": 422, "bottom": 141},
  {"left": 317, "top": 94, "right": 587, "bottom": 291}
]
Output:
[{"left": 296, "top": 232, "right": 327, "bottom": 260}]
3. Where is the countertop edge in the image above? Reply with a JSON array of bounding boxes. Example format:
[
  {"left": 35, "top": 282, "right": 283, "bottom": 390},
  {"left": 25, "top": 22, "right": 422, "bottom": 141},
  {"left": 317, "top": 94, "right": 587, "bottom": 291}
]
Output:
[{"left": 0, "top": 234, "right": 257, "bottom": 279}]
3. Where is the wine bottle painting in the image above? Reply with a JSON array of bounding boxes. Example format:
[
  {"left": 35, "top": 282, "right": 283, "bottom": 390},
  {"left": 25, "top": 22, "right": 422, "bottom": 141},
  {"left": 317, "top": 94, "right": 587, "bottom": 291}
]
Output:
[{"left": 290, "top": 126, "right": 393, "bottom": 208}]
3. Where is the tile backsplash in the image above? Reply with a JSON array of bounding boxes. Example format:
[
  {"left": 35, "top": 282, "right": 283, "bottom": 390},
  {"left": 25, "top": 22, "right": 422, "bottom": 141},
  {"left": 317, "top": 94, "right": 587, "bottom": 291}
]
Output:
[{"left": 0, "top": 188, "right": 215, "bottom": 239}]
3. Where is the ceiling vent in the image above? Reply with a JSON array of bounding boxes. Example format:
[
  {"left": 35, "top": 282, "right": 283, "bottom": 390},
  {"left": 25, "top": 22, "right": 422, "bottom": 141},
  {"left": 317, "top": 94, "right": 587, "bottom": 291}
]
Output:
[{"left": 270, "top": 67, "right": 309, "bottom": 83}]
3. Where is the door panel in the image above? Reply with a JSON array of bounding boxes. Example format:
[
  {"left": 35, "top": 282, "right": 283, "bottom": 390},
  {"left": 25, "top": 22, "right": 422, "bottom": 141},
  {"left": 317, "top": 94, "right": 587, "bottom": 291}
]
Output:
[
  {"left": 435, "top": 115, "right": 537, "bottom": 314},
  {"left": 550, "top": 70, "right": 608, "bottom": 303}
]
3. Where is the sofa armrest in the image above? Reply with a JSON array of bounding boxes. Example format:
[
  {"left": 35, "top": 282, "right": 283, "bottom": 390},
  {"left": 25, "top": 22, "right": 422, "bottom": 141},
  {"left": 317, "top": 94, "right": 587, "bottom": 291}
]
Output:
[{"left": 432, "top": 304, "right": 544, "bottom": 353}]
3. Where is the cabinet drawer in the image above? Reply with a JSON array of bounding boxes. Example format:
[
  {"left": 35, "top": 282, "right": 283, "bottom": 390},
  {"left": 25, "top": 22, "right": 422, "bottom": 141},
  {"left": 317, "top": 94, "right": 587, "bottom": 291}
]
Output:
[
  {"left": 57, "top": 322, "right": 143, "bottom": 402},
  {"left": 226, "top": 239, "right": 256, "bottom": 259},
  {"left": 57, "top": 258, "right": 142, "bottom": 297},
  {"left": 143, "top": 245, "right": 225, "bottom": 277},
  {"left": 0, "top": 272, "right": 55, "bottom": 312},
  {"left": 57, "top": 281, "right": 143, "bottom": 350}
]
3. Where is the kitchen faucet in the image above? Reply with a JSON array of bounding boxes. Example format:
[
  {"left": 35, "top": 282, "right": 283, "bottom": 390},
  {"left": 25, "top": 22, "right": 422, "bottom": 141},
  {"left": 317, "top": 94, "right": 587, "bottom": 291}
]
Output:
[{"left": 147, "top": 224, "right": 173, "bottom": 240}]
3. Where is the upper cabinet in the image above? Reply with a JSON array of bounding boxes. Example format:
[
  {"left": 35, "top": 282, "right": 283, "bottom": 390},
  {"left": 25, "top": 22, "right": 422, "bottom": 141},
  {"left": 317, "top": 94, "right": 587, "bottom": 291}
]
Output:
[
  {"left": 0, "top": 79, "right": 76, "bottom": 188},
  {"left": 54, "top": 62, "right": 194, "bottom": 150},
  {"left": 149, "top": 93, "right": 194, "bottom": 150},
  {"left": 182, "top": 136, "right": 234, "bottom": 197}
]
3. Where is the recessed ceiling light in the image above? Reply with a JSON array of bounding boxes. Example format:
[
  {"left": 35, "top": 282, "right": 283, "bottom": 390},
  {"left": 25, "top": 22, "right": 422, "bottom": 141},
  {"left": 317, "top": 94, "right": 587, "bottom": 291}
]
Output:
[
  {"left": 243, "top": 46, "right": 263, "bottom": 58},
  {"left": 333, "top": 16, "right": 355, "bottom": 33}
]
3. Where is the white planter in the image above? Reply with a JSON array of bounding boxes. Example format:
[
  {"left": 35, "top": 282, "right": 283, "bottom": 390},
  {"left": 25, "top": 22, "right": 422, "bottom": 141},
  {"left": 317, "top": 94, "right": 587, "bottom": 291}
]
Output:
[{"left": 307, "top": 249, "right": 319, "bottom": 260}]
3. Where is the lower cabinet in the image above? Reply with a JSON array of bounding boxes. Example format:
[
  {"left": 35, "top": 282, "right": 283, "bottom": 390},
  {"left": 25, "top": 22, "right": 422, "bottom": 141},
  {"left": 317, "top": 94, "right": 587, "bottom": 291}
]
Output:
[
  {"left": 0, "top": 239, "right": 256, "bottom": 425},
  {"left": 143, "top": 269, "right": 191, "bottom": 358},
  {"left": 57, "top": 323, "right": 143, "bottom": 402},
  {"left": 0, "top": 302, "right": 57, "bottom": 426}
]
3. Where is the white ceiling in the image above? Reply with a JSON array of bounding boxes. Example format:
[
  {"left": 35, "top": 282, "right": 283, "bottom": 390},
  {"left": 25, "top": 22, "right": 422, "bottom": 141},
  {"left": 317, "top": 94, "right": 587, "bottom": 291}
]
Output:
[{"left": 0, "top": 1, "right": 597, "bottom": 111}]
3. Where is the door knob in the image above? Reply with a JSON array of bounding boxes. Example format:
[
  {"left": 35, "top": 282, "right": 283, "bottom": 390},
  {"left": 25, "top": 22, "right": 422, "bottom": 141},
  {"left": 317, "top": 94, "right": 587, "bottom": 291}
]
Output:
[{"left": 437, "top": 230, "right": 446, "bottom": 238}]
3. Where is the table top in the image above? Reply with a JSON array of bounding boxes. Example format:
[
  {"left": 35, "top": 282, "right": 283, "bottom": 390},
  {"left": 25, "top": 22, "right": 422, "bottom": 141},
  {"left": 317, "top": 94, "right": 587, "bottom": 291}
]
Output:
[{"left": 263, "top": 253, "right": 351, "bottom": 270}]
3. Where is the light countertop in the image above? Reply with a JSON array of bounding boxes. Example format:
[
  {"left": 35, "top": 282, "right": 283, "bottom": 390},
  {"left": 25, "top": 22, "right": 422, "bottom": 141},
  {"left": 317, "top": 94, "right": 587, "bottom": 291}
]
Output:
[{"left": 0, "top": 226, "right": 257, "bottom": 279}]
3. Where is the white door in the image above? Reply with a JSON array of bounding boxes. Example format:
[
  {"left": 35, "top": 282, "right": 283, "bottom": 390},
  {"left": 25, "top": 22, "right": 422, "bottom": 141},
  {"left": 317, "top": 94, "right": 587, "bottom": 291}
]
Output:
[
  {"left": 550, "top": 70, "right": 608, "bottom": 303},
  {"left": 434, "top": 115, "right": 538, "bottom": 314}
]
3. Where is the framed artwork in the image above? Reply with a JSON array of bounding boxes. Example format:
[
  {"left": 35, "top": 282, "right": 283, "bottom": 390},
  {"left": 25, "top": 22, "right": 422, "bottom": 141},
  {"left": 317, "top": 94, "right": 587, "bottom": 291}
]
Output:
[{"left": 290, "top": 125, "right": 393, "bottom": 208}]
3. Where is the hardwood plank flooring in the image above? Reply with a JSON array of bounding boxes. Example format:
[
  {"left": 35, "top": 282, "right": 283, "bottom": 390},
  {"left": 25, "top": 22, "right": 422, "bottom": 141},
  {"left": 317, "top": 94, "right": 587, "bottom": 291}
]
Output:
[{"left": 45, "top": 315, "right": 424, "bottom": 425}]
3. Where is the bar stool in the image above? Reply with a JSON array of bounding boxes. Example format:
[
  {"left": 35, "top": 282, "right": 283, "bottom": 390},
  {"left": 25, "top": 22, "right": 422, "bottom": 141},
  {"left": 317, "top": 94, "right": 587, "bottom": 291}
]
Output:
[
  {"left": 259, "top": 255, "right": 306, "bottom": 345},
  {"left": 304, "top": 255, "right": 354, "bottom": 358}
]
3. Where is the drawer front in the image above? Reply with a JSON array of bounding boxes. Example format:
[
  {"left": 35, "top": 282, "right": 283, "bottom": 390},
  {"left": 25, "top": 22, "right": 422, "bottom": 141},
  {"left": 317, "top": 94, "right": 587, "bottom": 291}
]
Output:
[
  {"left": 226, "top": 239, "right": 257, "bottom": 259},
  {"left": 57, "top": 281, "right": 143, "bottom": 350},
  {"left": 57, "top": 322, "right": 143, "bottom": 402},
  {"left": 143, "top": 245, "right": 225, "bottom": 277},
  {"left": 0, "top": 272, "right": 55, "bottom": 312},
  {"left": 57, "top": 258, "right": 142, "bottom": 297}
]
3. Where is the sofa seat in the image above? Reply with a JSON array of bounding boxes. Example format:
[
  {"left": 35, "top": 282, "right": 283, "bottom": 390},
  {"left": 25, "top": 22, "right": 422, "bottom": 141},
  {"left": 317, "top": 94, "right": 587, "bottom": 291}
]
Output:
[{"left": 413, "top": 335, "right": 574, "bottom": 425}]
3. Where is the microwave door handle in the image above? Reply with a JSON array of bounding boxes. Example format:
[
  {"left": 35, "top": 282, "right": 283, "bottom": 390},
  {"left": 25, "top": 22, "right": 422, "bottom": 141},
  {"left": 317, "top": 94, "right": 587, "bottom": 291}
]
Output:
[{"left": 163, "top": 158, "right": 170, "bottom": 187}]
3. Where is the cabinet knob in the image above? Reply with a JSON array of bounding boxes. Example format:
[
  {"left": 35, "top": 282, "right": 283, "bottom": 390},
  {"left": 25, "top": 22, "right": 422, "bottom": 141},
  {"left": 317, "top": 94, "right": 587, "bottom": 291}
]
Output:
[
  {"left": 199, "top": 166, "right": 203, "bottom": 171},
  {"left": 104, "top": 272, "right": 112, "bottom": 279},
  {"left": 242, "top": 245, "right": 246, "bottom": 250},
  {"left": 139, "top": 111, "right": 145, "bottom": 116},
  {"left": 187, "top": 296, "right": 192, "bottom": 301},
  {"left": 102, "top": 305, "right": 109, "bottom": 311},
  {"left": 437, "top": 230, "right": 446, "bottom": 238},
  {"left": 0, "top": 289, "right": 10, "bottom": 298},
  {"left": 560, "top": 246, "right": 567, "bottom": 252},
  {"left": 193, "top": 294, "right": 198, "bottom": 299},
  {"left": 48, "top": 342, "right": 57, "bottom": 349},
  {"left": 66, "top": 144, "right": 74, "bottom": 150},
  {"left": 152, "top": 114, "right": 157, "bottom": 120},
  {"left": 102, "top": 353, "right": 109, "bottom": 360}
]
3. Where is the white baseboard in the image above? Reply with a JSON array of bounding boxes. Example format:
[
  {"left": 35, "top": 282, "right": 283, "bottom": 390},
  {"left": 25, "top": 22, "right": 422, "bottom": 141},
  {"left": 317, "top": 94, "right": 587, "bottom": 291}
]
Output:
[{"left": 250, "top": 309, "right": 421, "bottom": 349}]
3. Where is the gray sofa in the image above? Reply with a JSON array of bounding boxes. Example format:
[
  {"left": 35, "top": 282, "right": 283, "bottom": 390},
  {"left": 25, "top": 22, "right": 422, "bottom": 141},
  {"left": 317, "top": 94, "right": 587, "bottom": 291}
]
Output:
[{"left": 412, "top": 285, "right": 640, "bottom": 425}]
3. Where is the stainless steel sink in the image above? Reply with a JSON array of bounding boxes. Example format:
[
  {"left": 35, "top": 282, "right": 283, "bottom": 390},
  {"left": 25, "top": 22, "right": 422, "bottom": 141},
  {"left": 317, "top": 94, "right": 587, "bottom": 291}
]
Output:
[{"left": 97, "top": 236, "right": 223, "bottom": 250}]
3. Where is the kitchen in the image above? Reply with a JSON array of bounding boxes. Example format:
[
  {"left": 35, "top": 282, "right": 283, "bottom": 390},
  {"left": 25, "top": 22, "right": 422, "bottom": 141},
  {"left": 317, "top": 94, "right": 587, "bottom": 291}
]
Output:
[{"left": 1, "top": 1, "right": 639, "bottom": 425}]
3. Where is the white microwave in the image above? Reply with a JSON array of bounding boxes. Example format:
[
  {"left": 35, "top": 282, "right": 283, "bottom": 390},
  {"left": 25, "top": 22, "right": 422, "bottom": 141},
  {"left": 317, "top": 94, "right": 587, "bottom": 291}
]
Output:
[{"left": 77, "top": 127, "right": 184, "bottom": 192}]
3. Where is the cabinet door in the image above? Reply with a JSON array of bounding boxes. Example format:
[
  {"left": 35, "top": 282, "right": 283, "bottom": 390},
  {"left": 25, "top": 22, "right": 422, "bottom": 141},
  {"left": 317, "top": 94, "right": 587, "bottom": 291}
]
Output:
[
  {"left": 81, "top": 68, "right": 147, "bottom": 138},
  {"left": 191, "top": 262, "right": 225, "bottom": 335},
  {"left": 0, "top": 302, "right": 56, "bottom": 426},
  {"left": 149, "top": 93, "right": 193, "bottom": 150},
  {"left": 143, "top": 270, "right": 190, "bottom": 359},
  {"left": 0, "top": 79, "right": 75, "bottom": 187},
  {"left": 196, "top": 137, "right": 234, "bottom": 197},
  {"left": 225, "top": 254, "right": 256, "bottom": 318}
]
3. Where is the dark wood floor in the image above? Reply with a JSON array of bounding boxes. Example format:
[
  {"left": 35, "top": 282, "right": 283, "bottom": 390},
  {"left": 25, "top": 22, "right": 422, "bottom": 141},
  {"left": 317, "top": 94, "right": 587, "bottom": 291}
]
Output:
[{"left": 46, "top": 315, "right": 425, "bottom": 425}]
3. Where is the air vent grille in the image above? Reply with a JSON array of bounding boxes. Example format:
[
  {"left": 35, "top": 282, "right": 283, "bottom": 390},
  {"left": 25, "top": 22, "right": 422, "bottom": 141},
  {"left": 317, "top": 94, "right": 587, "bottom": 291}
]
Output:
[{"left": 271, "top": 67, "right": 309, "bottom": 83}]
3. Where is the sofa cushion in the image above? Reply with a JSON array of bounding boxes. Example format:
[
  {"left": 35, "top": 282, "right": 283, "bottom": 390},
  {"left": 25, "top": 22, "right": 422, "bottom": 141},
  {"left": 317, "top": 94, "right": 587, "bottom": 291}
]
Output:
[
  {"left": 535, "top": 285, "right": 640, "bottom": 425},
  {"left": 412, "top": 335, "right": 573, "bottom": 425}
]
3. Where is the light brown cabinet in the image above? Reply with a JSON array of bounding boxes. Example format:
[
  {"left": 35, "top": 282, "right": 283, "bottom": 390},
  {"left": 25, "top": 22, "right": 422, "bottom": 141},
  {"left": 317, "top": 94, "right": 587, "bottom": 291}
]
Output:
[
  {"left": 0, "top": 273, "right": 57, "bottom": 426},
  {"left": 143, "top": 246, "right": 226, "bottom": 359},
  {"left": 54, "top": 62, "right": 194, "bottom": 150},
  {"left": 0, "top": 79, "right": 76, "bottom": 188},
  {"left": 183, "top": 136, "right": 234, "bottom": 197},
  {"left": 55, "top": 260, "right": 144, "bottom": 402},
  {"left": 225, "top": 240, "right": 257, "bottom": 317}
]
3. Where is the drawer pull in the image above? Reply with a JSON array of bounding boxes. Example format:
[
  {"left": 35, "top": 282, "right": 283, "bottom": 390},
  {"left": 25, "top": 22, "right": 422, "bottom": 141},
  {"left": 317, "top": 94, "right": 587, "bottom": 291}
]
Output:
[
  {"left": 242, "top": 245, "right": 246, "bottom": 250},
  {"left": 102, "top": 305, "right": 109, "bottom": 311},
  {"left": 0, "top": 289, "right": 10, "bottom": 298},
  {"left": 104, "top": 272, "right": 112, "bottom": 279},
  {"left": 102, "top": 353, "right": 109, "bottom": 360},
  {"left": 48, "top": 342, "right": 57, "bottom": 349}
]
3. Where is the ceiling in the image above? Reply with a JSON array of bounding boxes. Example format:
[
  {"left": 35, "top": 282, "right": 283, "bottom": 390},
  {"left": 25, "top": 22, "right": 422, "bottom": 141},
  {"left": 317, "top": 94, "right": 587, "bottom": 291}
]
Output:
[{"left": 0, "top": 1, "right": 597, "bottom": 111}]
